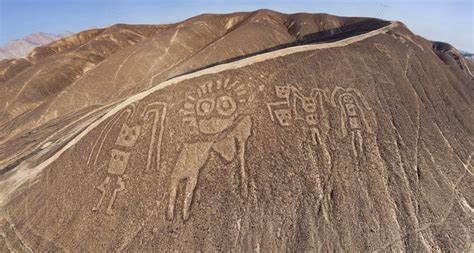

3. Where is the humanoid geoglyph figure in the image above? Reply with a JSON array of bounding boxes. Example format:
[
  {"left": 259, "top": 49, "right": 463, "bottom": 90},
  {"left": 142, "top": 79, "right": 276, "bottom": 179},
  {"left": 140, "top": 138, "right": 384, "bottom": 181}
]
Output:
[
  {"left": 91, "top": 102, "right": 167, "bottom": 215},
  {"left": 331, "top": 87, "right": 373, "bottom": 158},
  {"left": 267, "top": 85, "right": 331, "bottom": 166},
  {"left": 167, "top": 78, "right": 253, "bottom": 221}
]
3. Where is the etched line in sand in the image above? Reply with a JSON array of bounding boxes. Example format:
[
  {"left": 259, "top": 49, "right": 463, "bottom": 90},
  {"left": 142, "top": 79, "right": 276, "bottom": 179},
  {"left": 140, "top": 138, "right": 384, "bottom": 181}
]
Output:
[
  {"left": 375, "top": 152, "right": 473, "bottom": 252},
  {"left": 141, "top": 102, "right": 167, "bottom": 172},
  {"left": 167, "top": 78, "right": 253, "bottom": 221},
  {"left": 267, "top": 85, "right": 332, "bottom": 167},
  {"left": 86, "top": 113, "right": 120, "bottom": 167},
  {"left": 374, "top": 43, "right": 392, "bottom": 59},
  {"left": 1, "top": 216, "right": 33, "bottom": 253},
  {"left": 0, "top": 68, "right": 44, "bottom": 121},
  {"left": 88, "top": 104, "right": 137, "bottom": 167},
  {"left": 92, "top": 102, "right": 167, "bottom": 215},
  {"left": 0, "top": 22, "right": 396, "bottom": 207},
  {"left": 331, "top": 86, "right": 373, "bottom": 159}
]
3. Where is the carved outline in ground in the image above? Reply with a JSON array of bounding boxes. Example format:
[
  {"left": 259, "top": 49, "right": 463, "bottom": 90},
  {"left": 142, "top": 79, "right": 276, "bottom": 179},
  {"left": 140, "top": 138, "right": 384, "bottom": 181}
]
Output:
[
  {"left": 167, "top": 78, "right": 253, "bottom": 221},
  {"left": 0, "top": 21, "right": 397, "bottom": 207},
  {"left": 91, "top": 102, "right": 167, "bottom": 215},
  {"left": 267, "top": 84, "right": 332, "bottom": 168}
]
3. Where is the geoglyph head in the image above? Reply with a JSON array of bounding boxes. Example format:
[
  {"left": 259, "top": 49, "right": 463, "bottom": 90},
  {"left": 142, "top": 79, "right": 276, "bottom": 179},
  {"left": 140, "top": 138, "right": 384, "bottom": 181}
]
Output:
[{"left": 181, "top": 78, "right": 250, "bottom": 135}]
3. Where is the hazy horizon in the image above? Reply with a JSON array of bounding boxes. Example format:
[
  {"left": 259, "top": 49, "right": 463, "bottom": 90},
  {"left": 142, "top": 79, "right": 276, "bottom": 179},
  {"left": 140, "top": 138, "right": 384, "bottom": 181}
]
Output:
[{"left": 0, "top": 0, "right": 473, "bottom": 52}]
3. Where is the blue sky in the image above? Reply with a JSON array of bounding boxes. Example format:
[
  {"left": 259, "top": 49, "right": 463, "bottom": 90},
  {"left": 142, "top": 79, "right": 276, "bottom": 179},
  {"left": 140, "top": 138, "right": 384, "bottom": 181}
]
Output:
[{"left": 0, "top": 0, "right": 473, "bottom": 52}]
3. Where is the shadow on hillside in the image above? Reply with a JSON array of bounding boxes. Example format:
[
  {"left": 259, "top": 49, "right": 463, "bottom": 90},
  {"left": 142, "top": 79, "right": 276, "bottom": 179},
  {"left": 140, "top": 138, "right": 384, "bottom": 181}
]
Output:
[{"left": 173, "top": 19, "right": 391, "bottom": 79}]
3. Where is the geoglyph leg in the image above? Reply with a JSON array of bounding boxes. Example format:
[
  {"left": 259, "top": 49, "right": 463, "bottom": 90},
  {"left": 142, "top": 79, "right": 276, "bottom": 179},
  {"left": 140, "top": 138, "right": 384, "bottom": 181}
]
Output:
[
  {"left": 167, "top": 179, "right": 179, "bottom": 220},
  {"left": 93, "top": 176, "right": 110, "bottom": 211},
  {"left": 183, "top": 176, "right": 198, "bottom": 221},
  {"left": 231, "top": 116, "right": 252, "bottom": 199},
  {"left": 167, "top": 142, "right": 213, "bottom": 221},
  {"left": 106, "top": 177, "right": 125, "bottom": 215}
]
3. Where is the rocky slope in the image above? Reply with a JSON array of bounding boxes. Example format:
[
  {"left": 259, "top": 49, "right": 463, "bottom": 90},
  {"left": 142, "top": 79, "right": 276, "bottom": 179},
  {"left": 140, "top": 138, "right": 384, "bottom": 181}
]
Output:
[
  {"left": 0, "top": 10, "right": 473, "bottom": 252},
  {"left": 0, "top": 32, "right": 73, "bottom": 60}
]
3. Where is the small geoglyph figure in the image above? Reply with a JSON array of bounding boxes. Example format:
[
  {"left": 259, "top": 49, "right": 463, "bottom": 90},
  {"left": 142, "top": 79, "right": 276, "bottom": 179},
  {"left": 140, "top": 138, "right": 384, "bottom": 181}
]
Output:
[
  {"left": 331, "top": 86, "right": 373, "bottom": 158},
  {"left": 267, "top": 85, "right": 331, "bottom": 167},
  {"left": 93, "top": 120, "right": 140, "bottom": 215},
  {"left": 91, "top": 102, "right": 167, "bottom": 215}
]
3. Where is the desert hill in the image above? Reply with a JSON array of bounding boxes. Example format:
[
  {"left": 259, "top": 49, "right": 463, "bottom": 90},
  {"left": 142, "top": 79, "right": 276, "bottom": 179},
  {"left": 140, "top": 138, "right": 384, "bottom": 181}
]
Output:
[
  {"left": 0, "top": 10, "right": 473, "bottom": 252},
  {"left": 0, "top": 10, "right": 390, "bottom": 142}
]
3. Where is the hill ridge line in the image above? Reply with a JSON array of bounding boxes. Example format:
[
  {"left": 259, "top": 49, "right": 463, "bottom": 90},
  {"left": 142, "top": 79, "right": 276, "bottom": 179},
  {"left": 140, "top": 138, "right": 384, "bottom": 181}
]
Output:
[{"left": 0, "top": 21, "right": 397, "bottom": 206}]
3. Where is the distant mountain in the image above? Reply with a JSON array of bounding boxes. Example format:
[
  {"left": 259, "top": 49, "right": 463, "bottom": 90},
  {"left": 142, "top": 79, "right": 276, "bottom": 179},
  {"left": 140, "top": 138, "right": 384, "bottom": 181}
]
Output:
[
  {"left": 461, "top": 50, "right": 474, "bottom": 62},
  {"left": 0, "top": 32, "right": 73, "bottom": 60},
  {"left": 432, "top": 42, "right": 474, "bottom": 77}
]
